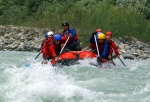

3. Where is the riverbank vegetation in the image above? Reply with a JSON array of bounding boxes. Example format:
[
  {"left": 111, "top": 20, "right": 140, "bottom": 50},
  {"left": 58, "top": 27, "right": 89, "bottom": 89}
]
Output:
[{"left": 0, "top": 0, "right": 150, "bottom": 46}]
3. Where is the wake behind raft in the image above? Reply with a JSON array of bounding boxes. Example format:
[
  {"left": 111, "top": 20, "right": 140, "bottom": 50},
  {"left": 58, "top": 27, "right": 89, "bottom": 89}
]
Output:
[{"left": 44, "top": 50, "right": 114, "bottom": 67}]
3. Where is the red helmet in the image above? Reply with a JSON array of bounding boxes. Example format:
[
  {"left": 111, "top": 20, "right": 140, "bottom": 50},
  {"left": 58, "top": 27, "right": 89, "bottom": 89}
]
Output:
[
  {"left": 106, "top": 31, "right": 113, "bottom": 37},
  {"left": 96, "top": 29, "right": 103, "bottom": 33}
]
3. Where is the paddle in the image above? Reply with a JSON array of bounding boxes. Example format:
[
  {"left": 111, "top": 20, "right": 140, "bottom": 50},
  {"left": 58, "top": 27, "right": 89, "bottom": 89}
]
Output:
[
  {"left": 94, "top": 35, "right": 102, "bottom": 67},
  {"left": 118, "top": 56, "right": 126, "bottom": 67},
  {"left": 35, "top": 52, "right": 41, "bottom": 60},
  {"left": 25, "top": 52, "right": 41, "bottom": 68},
  {"left": 51, "top": 36, "right": 70, "bottom": 65},
  {"left": 110, "top": 59, "right": 116, "bottom": 66},
  {"left": 110, "top": 45, "right": 126, "bottom": 67}
]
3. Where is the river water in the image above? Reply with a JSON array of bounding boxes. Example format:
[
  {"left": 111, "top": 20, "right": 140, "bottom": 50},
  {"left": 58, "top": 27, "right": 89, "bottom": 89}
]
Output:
[{"left": 0, "top": 51, "right": 149, "bottom": 102}]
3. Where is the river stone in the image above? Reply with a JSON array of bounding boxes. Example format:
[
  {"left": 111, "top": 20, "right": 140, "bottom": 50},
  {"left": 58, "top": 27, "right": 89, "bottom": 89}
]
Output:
[
  {"left": 4, "top": 34, "right": 10, "bottom": 39},
  {"left": 138, "top": 44, "right": 145, "bottom": 49},
  {"left": 125, "top": 45, "right": 131, "bottom": 50},
  {"left": 132, "top": 44, "right": 138, "bottom": 47},
  {"left": 124, "top": 36, "right": 130, "bottom": 41},
  {"left": 123, "top": 54, "right": 134, "bottom": 60},
  {"left": 17, "top": 42, "right": 24, "bottom": 50},
  {"left": 132, "top": 53, "right": 139, "bottom": 57},
  {"left": 130, "top": 36, "right": 138, "bottom": 43},
  {"left": 144, "top": 49, "right": 150, "bottom": 54},
  {"left": 13, "top": 35, "right": 21, "bottom": 40},
  {"left": 4, "top": 39, "right": 11, "bottom": 45},
  {"left": 27, "top": 35, "right": 33, "bottom": 40},
  {"left": 126, "top": 49, "right": 132, "bottom": 54},
  {"left": 0, "top": 44, "right": 3, "bottom": 50},
  {"left": 136, "top": 41, "right": 145, "bottom": 49},
  {"left": 118, "top": 37, "right": 122, "bottom": 41},
  {"left": 20, "top": 35, "right": 26, "bottom": 42},
  {"left": 138, "top": 54, "right": 148, "bottom": 59},
  {"left": 130, "top": 48, "right": 136, "bottom": 53}
]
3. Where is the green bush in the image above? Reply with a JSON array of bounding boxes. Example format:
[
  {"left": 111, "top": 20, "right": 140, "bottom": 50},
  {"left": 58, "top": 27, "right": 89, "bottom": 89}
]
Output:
[{"left": 0, "top": 0, "right": 149, "bottom": 47}]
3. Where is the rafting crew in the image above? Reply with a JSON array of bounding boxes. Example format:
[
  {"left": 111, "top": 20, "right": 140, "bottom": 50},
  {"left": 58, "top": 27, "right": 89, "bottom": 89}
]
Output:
[
  {"left": 38, "top": 22, "right": 123, "bottom": 66},
  {"left": 90, "top": 33, "right": 110, "bottom": 60},
  {"left": 105, "top": 31, "right": 120, "bottom": 59},
  {"left": 61, "top": 21, "right": 81, "bottom": 51}
]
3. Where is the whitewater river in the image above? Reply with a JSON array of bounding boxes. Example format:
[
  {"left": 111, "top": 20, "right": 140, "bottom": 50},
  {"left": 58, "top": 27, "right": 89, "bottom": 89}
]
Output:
[{"left": 0, "top": 51, "right": 149, "bottom": 102}]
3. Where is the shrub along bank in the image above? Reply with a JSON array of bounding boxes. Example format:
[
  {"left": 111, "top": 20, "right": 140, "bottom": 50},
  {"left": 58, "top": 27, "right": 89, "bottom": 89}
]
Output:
[{"left": 0, "top": 0, "right": 150, "bottom": 47}]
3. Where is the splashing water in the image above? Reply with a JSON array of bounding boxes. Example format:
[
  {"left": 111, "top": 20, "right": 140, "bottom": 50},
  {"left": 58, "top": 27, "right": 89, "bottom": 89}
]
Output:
[{"left": 0, "top": 51, "right": 149, "bottom": 102}]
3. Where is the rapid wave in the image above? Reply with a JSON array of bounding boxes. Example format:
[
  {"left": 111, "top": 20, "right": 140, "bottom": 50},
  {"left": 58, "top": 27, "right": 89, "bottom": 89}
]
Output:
[{"left": 0, "top": 51, "right": 149, "bottom": 102}]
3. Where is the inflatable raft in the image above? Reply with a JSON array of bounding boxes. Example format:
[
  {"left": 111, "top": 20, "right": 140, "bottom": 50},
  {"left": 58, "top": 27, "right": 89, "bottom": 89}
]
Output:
[{"left": 50, "top": 50, "right": 113, "bottom": 66}]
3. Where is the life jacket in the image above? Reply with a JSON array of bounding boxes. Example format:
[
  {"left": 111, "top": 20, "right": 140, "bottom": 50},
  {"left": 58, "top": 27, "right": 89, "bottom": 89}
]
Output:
[
  {"left": 61, "top": 28, "right": 78, "bottom": 45},
  {"left": 98, "top": 41, "right": 110, "bottom": 58},
  {"left": 41, "top": 37, "right": 54, "bottom": 59},
  {"left": 90, "top": 40, "right": 109, "bottom": 58},
  {"left": 46, "top": 41, "right": 61, "bottom": 58}
]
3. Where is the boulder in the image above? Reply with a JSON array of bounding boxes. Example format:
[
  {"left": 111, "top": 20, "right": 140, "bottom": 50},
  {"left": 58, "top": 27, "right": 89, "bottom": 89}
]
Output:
[
  {"left": 136, "top": 41, "right": 145, "bottom": 49},
  {"left": 4, "top": 34, "right": 10, "bottom": 39},
  {"left": 123, "top": 54, "right": 134, "bottom": 60},
  {"left": 125, "top": 45, "right": 131, "bottom": 50},
  {"left": 132, "top": 53, "right": 139, "bottom": 57},
  {"left": 144, "top": 49, "right": 150, "bottom": 54},
  {"left": 0, "top": 44, "right": 3, "bottom": 50},
  {"left": 124, "top": 36, "right": 130, "bottom": 41},
  {"left": 138, "top": 54, "right": 148, "bottom": 59},
  {"left": 130, "top": 36, "right": 138, "bottom": 43},
  {"left": 12, "top": 33, "right": 22, "bottom": 40},
  {"left": 17, "top": 42, "right": 24, "bottom": 51},
  {"left": 126, "top": 49, "right": 132, "bottom": 54}
]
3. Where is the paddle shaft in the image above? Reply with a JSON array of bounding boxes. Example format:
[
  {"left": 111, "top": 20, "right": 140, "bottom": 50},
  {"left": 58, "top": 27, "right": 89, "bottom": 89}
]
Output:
[
  {"left": 59, "top": 36, "right": 70, "bottom": 55},
  {"left": 118, "top": 56, "right": 126, "bottom": 67},
  {"left": 94, "top": 35, "right": 102, "bottom": 67},
  {"left": 110, "top": 45, "right": 126, "bottom": 67},
  {"left": 52, "top": 36, "right": 70, "bottom": 64},
  {"left": 111, "top": 59, "right": 116, "bottom": 66},
  {"left": 35, "top": 52, "right": 41, "bottom": 60}
]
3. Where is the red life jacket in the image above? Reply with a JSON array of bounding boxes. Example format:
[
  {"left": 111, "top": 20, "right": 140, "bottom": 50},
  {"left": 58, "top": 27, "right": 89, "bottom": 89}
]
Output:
[
  {"left": 47, "top": 42, "right": 61, "bottom": 58},
  {"left": 41, "top": 37, "right": 54, "bottom": 59}
]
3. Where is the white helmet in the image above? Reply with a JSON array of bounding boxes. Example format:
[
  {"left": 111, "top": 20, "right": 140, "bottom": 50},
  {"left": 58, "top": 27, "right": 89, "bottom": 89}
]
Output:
[{"left": 45, "top": 31, "right": 54, "bottom": 38}]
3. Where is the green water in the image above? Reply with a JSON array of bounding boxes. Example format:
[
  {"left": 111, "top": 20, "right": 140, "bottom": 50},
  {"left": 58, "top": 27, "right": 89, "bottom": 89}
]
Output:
[{"left": 0, "top": 51, "right": 149, "bottom": 102}]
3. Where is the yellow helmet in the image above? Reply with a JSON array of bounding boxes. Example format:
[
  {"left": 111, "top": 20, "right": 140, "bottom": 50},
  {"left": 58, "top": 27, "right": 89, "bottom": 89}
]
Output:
[{"left": 98, "top": 33, "right": 105, "bottom": 39}]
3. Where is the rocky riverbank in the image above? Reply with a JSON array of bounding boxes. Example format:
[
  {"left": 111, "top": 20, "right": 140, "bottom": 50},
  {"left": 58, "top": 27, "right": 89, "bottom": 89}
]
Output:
[
  {"left": 0, "top": 25, "right": 149, "bottom": 59},
  {"left": 0, "top": 25, "right": 49, "bottom": 51}
]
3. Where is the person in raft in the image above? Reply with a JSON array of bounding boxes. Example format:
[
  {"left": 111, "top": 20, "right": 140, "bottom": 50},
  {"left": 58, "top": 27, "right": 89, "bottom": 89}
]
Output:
[
  {"left": 89, "top": 33, "right": 110, "bottom": 60},
  {"left": 105, "top": 31, "right": 120, "bottom": 59},
  {"left": 61, "top": 21, "right": 81, "bottom": 51},
  {"left": 40, "top": 31, "right": 54, "bottom": 60},
  {"left": 41, "top": 34, "right": 62, "bottom": 61},
  {"left": 90, "top": 28, "right": 103, "bottom": 44}
]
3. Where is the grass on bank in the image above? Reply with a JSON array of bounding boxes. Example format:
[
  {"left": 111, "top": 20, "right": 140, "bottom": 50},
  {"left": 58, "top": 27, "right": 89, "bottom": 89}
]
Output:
[{"left": 0, "top": 1, "right": 150, "bottom": 47}]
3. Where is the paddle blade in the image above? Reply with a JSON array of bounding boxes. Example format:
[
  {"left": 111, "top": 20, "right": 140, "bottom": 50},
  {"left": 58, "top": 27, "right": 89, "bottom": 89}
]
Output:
[{"left": 25, "top": 63, "right": 30, "bottom": 68}]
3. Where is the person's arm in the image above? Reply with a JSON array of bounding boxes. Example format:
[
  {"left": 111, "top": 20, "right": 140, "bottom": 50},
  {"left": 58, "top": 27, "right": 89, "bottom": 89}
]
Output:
[
  {"left": 101, "top": 43, "right": 110, "bottom": 58},
  {"left": 89, "top": 43, "right": 96, "bottom": 49},
  {"left": 111, "top": 41, "right": 120, "bottom": 56},
  {"left": 68, "top": 28, "right": 76, "bottom": 38},
  {"left": 108, "top": 47, "right": 113, "bottom": 59}
]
